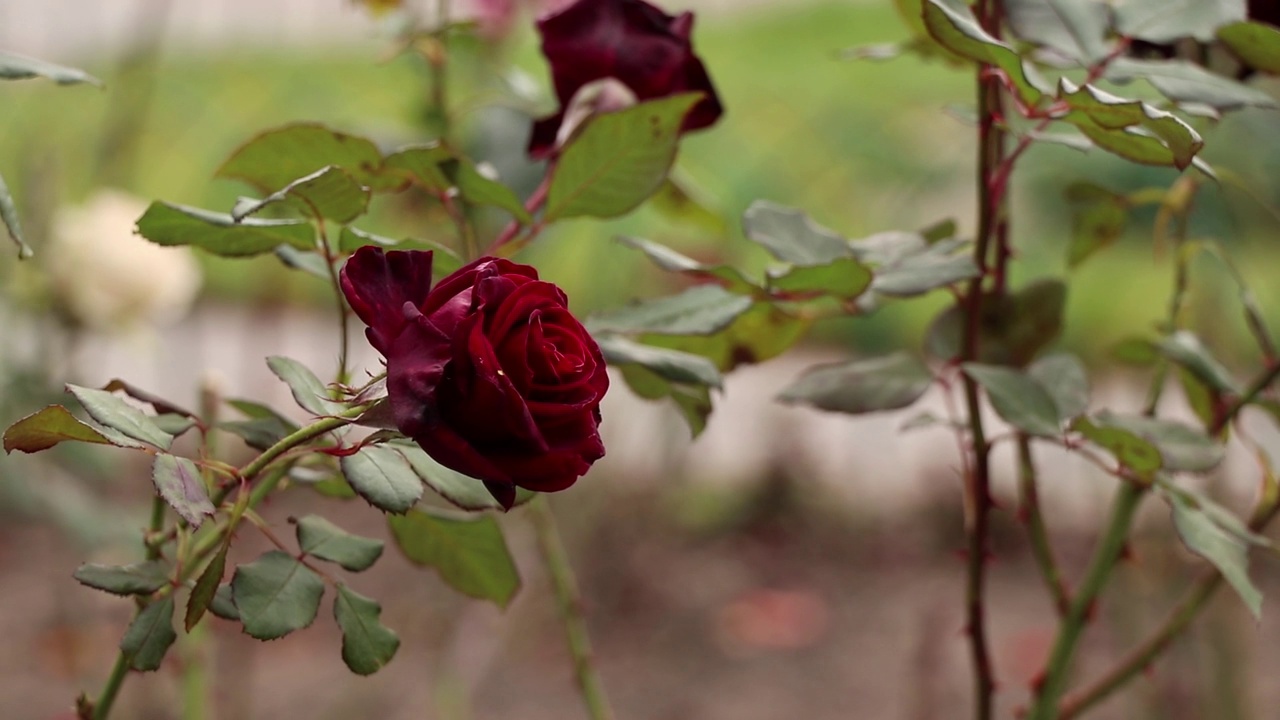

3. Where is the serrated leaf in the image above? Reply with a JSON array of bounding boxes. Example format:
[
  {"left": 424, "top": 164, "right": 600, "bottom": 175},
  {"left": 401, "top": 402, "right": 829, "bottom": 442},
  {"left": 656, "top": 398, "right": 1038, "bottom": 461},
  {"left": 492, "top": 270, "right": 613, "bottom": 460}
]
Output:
[
  {"left": 641, "top": 302, "right": 809, "bottom": 372},
  {"left": 231, "top": 550, "right": 325, "bottom": 640},
  {"left": 1106, "top": 58, "right": 1277, "bottom": 111},
  {"left": 340, "top": 445, "right": 425, "bottom": 514},
  {"left": 0, "top": 51, "right": 101, "bottom": 85},
  {"left": 778, "top": 352, "right": 932, "bottom": 415},
  {"left": 923, "top": 0, "right": 1045, "bottom": 107},
  {"left": 1059, "top": 79, "right": 1204, "bottom": 169},
  {"left": 963, "top": 363, "right": 1063, "bottom": 437},
  {"left": 233, "top": 166, "right": 370, "bottom": 225},
  {"left": 1218, "top": 21, "right": 1280, "bottom": 74},
  {"left": 395, "top": 445, "right": 506, "bottom": 511},
  {"left": 456, "top": 161, "right": 531, "bottom": 223},
  {"left": 266, "top": 356, "right": 343, "bottom": 416},
  {"left": 388, "top": 508, "right": 520, "bottom": 606},
  {"left": 120, "top": 596, "right": 177, "bottom": 672},
  {"left": 1114, "top": 0, "right": 1246, "bottom": 43},
  {"left": 334, "top": 585, "right": 400, "bottom": 675},
  {"left": 1005, "top": 0, "right": 1113, "bottom": 64},
  {"left": 1072, "top": 415, "right": 1163, "bottom": 477},
  {"left": 768, "top": 257, "right": 873, "bottom": 300},
  {"left": 217, "top": 123, "right": 394, "bottom": 193},
  {"left": 73, "top": 561, "right": 169, "bottom": 596},
  {"left": 381, "top": 143, "right": 453, "bottom": 192},
  {"left": 1028, "top": 353, "right": 1090, "bottom": 420},
  {"left": 67, "top": 385, "right": 173, "bottom": 450},
  {"left": 152, "top": 454, "right": 215, "bottom": 528},
  {"left": 545, "top": 94, "right": 700, "bottom": 221},
  {"left": 186, "top": 542, "right": 228, "bottom": 631},
  {"left": 295, "top": 515, "right": 384, "bottom": 572},
  {"left": 1155, "top": 331, "right": 1241, "bottom": 395},
  {"left": 209, "top": 584, "right": 239, "bottom": 621},
  {"left": 3, "top": 405, "right": 128, "bottom": 454},
  {"left": 871, "top": 241, "right": 980, "bottom": 296},
  {"left": 0, "top": 171, "right": 32, "bottom": 259},
  {"left": 1096, "top": 412, "right": 1224, "bottom": 472},
  {"left": 136, "top": 201, "right": 315, "bottom": 257},
  {"left": 596, "top": 334, "right": 722, "bottom": 389},
  {"left": 742, "top": 201, "right": 852, "bottom": 265},
  {"left": 589, "top": 285, "right": 753, "bottom": 336},
  {"left": 618, "top": 236, "right": 756, "bottom": 292},
  {"left": 1166, "top": 487, "right": 1261, "bottom": 618}
]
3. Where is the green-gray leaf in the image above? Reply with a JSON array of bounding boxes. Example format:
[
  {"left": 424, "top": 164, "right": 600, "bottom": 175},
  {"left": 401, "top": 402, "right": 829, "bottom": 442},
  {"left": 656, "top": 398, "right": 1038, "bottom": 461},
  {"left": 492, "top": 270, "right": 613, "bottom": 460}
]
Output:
[
  {"left": 1005, "top": 0, "right": 1113, "bottom": 64},
  {"left": 545, "top": 93, "right": 701, "bottom": 221},
  {"left": 340, "top": 446, "right": 425, "bottom": 514},
  {"left": 923, "top": 0, "right": 1045, "bottom": 106},
  {"left": 233, "top": 166, "right": 370, "bottom": 225},
  {"left": 1166, "top": 487, "right": 1261, "bottom": 618},
  {"left": 266, "top": 356, "right": 343, "bottom": 416},
  {"left": 209, "top": 584, "right": 239, "bottom": 621},
  {"left": 217, "top": 123, "right": 395, "bottom": 193},
  {"left": 618, "top": 236, "right": 756, "bottom": 293},
  {"left": 1095, "top": 412, "right": 1224, "bottom": 472},
  {"left": 397, "top": 444, "right": 507, "bottom": 512},
  {"left": 152, "top": 454, "right": 216, "bottom": 528},
  {"left": 596, "top": 334, "right": 723, "bottom": 389},
  {"left": 388, "top": 508, "right": 520, "bottom": 607},
  {"left": 120, "top": 596, "right": 177, "bottom": 671},
  {"left": 3, "top": 405, "right": 133, "bottom": 454},
  {"left": 871, "top": 241, "right": 980, "bottom": 297},
  {"left": 1028, "top": 353, "right": 1090, "bottom": 421},
  {"left": 186, "top": 542, "right": 228, "bottom": 631},
  {"left": 136, "top": 201, "right": 315, "bottom": 257},
  {"left": 381, "top": 143, "right": 453, "bottom": 192},
  {"left": 1106, "top": 58, "right": 1277, "bottom": 111},
  {"left": 1218, "top": 21, "right": 1280, "bottom": 74},
  {"left": 0, "top": 51, "right": 102, "bottom": 85},
  {"left": 67, "top": 385, "right": 173, "bottom": 450},
  {"left": 295, "top": 515, "right": 384, "bottom": 572},
  {"left": 588, "top": 285, "right": 754, "bottom": 336},
  {"left": 778, "top": 352, "right": 933, "bottom": 415},
  {"left": 456, "top": 161, "right": 532, "bottom": 223},
  {"left": 74, "top": 561, "right": 169, "bottom": 596},
  {"left": 768, "top": 257, "right": 874, "bottom": 300},
  {"left": 963, "top": 363, "right": 1063, "bottom": 437},
  {"left": 231, "top": 550, "right": 325, "bottom": 640},
  {"left": 742, "top": 201, "right": 852, "bottom": 265},
  {"left": 1114, "top": 0, "right": 1246, "bottom": 43},
  {"left": 1155, "top": 331, "right": 1240, "bottom": 395},
  {"left": 334, "top": 585, "right": 401, "bottom": 675},
  {"left": 0, "top": 171, "right": 32, "bottom": 259},
  {"left": 1072, "top": 415, "right": 1163, "bottom": 478}
]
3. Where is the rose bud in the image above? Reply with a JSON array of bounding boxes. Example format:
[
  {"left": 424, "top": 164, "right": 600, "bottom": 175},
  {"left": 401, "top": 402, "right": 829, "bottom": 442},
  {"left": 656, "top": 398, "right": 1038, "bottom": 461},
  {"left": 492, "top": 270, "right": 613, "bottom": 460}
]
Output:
[
  {"left": 527, "top": 0, "right": 724, "bottom": 159},
  {"left": 340, "top": 246, "right": 608, "bottom": 509}
]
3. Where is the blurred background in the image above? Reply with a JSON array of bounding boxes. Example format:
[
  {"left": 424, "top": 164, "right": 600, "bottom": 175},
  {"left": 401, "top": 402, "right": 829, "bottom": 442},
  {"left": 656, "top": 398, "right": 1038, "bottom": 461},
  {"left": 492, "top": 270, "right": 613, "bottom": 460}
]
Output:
[{"left": 3, "top": 0, "right": 1280, "bottom": 718}]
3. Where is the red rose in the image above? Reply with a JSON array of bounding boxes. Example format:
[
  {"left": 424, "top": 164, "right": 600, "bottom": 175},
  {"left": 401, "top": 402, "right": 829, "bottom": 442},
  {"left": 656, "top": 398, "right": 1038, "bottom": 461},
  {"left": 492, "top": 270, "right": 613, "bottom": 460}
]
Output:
[
  {"left": 340, "top": 247, "right": 608, "bottom": 508},
  {"left": 527, "top": 0, "right": 724, "bottom": 159}
]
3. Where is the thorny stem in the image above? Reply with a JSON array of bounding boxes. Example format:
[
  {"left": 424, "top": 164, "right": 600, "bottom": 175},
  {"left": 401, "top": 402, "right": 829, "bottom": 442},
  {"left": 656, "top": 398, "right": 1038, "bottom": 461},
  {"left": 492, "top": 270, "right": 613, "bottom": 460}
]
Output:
[
  {"left": 1018, "top": 435, "right": 1070, "bottom": 616},
  {"left": 529, "top": 496, "right": 616, "bottom": 720}
]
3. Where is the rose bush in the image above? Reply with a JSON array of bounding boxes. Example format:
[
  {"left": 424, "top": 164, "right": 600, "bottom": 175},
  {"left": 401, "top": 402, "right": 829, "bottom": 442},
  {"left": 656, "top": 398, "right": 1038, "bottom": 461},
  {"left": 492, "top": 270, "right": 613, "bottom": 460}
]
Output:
[
  {"left": 527, "top": 0, "right": 724, "bottom": 158},
  {"left": 340, "top": 246, "right": 608, "bottom": 508}
]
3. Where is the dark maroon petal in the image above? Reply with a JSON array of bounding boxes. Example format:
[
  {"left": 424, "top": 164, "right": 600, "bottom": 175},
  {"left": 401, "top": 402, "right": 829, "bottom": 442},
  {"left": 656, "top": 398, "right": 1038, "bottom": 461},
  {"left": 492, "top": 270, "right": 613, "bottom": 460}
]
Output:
[{"left": 340, "top": 247, "right": 434, "bottom": 355}]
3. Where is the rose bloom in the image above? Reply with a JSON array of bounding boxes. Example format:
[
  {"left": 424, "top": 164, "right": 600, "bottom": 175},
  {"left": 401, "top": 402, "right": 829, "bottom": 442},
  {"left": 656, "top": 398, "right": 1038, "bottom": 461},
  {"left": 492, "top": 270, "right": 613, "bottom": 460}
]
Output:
[
  {"left": 527, "top": 0, "right": 724, "bottom": 159},
  {"left": 340, "top": 246, "right": 608, "bottom": 508}
]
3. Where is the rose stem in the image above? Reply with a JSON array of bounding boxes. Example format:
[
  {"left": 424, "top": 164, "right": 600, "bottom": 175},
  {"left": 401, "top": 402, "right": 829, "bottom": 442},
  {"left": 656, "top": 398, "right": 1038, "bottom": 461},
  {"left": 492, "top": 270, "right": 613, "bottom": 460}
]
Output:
[
  {"left": 529, "top": 495, "right": 616, "bottom": 720},
  {"left": 1018, "top": 434, "right": 1070, "bottom": 616}
]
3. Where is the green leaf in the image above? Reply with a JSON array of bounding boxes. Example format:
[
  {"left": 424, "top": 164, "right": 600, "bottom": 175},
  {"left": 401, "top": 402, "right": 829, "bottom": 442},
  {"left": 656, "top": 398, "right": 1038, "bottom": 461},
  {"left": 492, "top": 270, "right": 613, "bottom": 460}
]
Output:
[
  {"left": 456, "top": 160, "right": 531, "bottom": 223},
  {"left": 925, "top": 279, "right": 1067, "bottom": 365},
  {"left": 768, "top": 257, "right": 873, "bottom": 300},
  {"left": 596, "top": 335, "right": 722, "bottom": 389},
  {"left": 217, "top": 123, "right": 394, "bottom": 193},
  {"left": 0, "top": 51, "right": 101, "bottom": 85},
  {"left": 186, "top": 542, "right": 228, "bottom": 631},
  {"left": 1028, "top": 353, "right": 1090, "bottom": 420},
  {"left": 588, "top": 285, "right": 754, "bottom": 336},
  {"left": 396, "top": 445, "right": 503, "bottom": 511},
  {"left": 340, "top": 445, "right": 425, "bottom": 514},
  {"left": 963, "top": 363, "right": 1063, "bottom": 437},
  {"left": 545, "top": 93, "right": 702, "bottom": 221},
  {"left": 152, "top": 454, "right": 216, "bottom": 529},
  {"left": 266, "top": 356, "right": 343, "bottom": 416},
  {"left": 380, "top": 143, "right": 453, "bottom": 192},
  {"left": 209, "top": 584, "right": 239, "bottom": 621},
  {"left": 67, "top": 385, "right": 173, "bottom": 450},
  {"left": 1066, "top": 183, "right": 1129, "bottom": 267},
  {"left": 388, "top": 508, "right": 520, "bottom": 607},
  {"left": 1155, "top": 331, "right": 1240, "bottom": 395},
  {"left": 4, "top": 405, "right": 130, "bottom": 454},
  {"left": 295, "top": 515, "right": 384, "bottom": 572},
  {"left": 333, "top": 585, "right": 400, "bottom": 675},
  {"left": 778, "top": 352, "right": 933, "bottom": 415},
  {"left": 231, "top": 550, "right": 325, "bottom": 640},
  {"left": 1059, "top": 80, "right": 1204, "bottom": 169},
  {"left": 1095, "top": 412, "right": 1224, "bottom": 472},
  {"left": 1114, "top": 0, "right": 1246, "bottom": 43},
  {"left": 1106, "top": 58, "right": 1277, "bottom": 111},
  {"left": 742, "top": 201, "right": 852, "bottom": 265},
  {"left": 642, "top": 302, "right": 809, "bottom": 372},
  {"left": 1218, "top": 21, "right": 1280, "bottom": 74},
  {"left": 647, "top": 177, "right": 728, "bottom": 235},
  {"left": 152, "top": 413, "right": 197, "bottom": 436},
  {"left": 1005, "top": 0, "right": 1113, "bottom": 64},
  {"left": 233, "top": 166, "right": 370, "bottom": 225},
  {"left": 1165, "top": 487, "right": 1262, "bottom": 618},
  {"left": 73, "top": 561, "right": 169, "bottom": 596},
  {"left": 617, "top": 236, "right": 756, "bottom": 292},
  {"left": 1072, "top": 415, "right": 1163, "bottom": 478},
  {"left": 120, "top": 596, "right": 177, "bottom": 672},
  {"left": 923, "top": 0, "right": 1045, "bottom": 107},
  {"left": 871, "top": 240, "right": 980, "bottom": 297},
  {"left": 136, "top": 201, "right": 315, "bottom": 257},
  {"left": 0, "top": 171, "right": 32, "bottom": 259}
]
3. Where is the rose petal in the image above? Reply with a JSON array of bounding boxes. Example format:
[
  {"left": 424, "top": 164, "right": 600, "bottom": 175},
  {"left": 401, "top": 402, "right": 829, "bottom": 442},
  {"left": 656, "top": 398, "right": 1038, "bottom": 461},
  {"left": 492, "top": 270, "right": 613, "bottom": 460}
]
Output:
[{"left": 339, "top": 247, "right": 434, "bottom": 354}]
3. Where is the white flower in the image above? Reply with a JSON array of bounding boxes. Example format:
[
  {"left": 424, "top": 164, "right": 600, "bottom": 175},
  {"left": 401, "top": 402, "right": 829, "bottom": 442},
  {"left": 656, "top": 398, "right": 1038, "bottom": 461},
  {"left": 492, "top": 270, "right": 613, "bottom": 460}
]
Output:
[{"left": 47, "top": 189, "right": 202, "bottom": 330}]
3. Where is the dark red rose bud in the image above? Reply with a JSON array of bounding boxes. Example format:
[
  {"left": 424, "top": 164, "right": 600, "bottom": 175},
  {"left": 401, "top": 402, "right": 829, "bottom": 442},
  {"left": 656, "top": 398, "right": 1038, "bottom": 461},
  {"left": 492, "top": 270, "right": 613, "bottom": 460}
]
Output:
[
  {"left": 528, "top": 0, "right": 724, "bottom": 159},
  {"left": 340, "top": 246, "right": 608, "bottom": 509}
]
